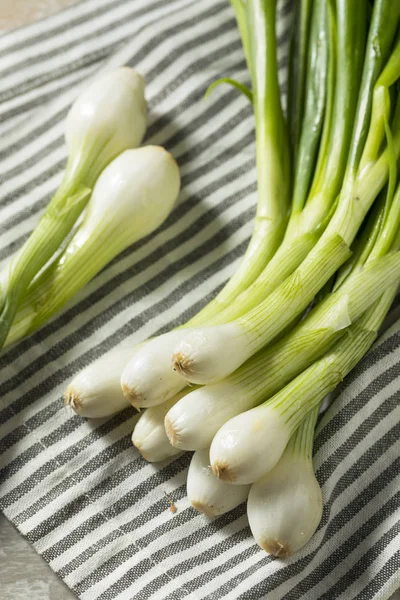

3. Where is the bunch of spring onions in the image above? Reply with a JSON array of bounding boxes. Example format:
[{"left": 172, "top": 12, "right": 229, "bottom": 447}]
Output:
[
  {"left": 64, "top": 0, "right": 400, "bottom": 557},
  {"left": 1, "top": 68, "right": 181, "bottom": 351}
]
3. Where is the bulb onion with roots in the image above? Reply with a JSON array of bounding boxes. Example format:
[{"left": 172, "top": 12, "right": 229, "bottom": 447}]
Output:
[
  {"left": 121, "top": 331, "right": 191, "bottom": 409},
  {"left": 247, "top": 408, "right": 322, "bottom": 558},
  {"left": 64, "top": 347, "right": 135, "bottom": 419},
  {"left": 131, "top": 389, "right": 192, "bottom": 463},
  {"left": 187, "top": 449, "right": 250, "bottom": 517}
]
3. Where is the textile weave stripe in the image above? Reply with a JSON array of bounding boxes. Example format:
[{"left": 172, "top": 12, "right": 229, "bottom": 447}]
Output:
[{"left": 0, "top": 1, "right": 399, "bottom": 600}]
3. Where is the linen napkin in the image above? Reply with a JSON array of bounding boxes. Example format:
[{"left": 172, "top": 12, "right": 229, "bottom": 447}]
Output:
[{"left": 0, "top": 1, "right": 399, "bottom": 598}]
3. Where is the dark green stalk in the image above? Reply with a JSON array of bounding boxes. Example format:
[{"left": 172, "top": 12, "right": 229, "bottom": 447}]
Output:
[
  {"left": 287, "top": 0, "right": 313, "bottom": 165},
  {"left": 191, "top": 0, "right": 291, "bottom": 323},
  {"left": 345, "top": 0, "right": 400, "bottom": 182},
  {"left": 304, "top": 0, "right": 367, "bottom": 210},
  {"left": 292, "top": 0, "right": 329, "bottom": 213}
]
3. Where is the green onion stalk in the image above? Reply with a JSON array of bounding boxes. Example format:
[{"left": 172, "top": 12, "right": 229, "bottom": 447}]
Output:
[
  {"left": 165, "top": 167, "right": 400, "bottom": 452},
  {"left": 189, "top": 0, "right": 291, "bottom": 325},
  {"left": 0, "top": 68, "right": 147, "bottom": 350},
  {"left": 119, "top": 0, "right": 333, "bottom": 408},
  {"left": 287, "top": 0, "right": 313, "bottom": 167},
  {"left": 170, "top": 3, "right": 400, "bottom": 386},
  {"left": 121, "top": 0, "right": 371, "bottom": 406},
  {"left": 200, "top": 0, "right": 367, "bottom": 327},
  {"left": 5, "top": 147, "right": 180, "bottom": 349}
]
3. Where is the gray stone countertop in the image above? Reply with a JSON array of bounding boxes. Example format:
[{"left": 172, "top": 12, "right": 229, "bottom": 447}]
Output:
[{"left": 0, "top": 512, "right": 76, "bottom": 600}]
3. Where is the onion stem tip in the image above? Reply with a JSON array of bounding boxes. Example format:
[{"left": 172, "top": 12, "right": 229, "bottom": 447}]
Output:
[
  {"left": 164, "top": 415, "right": 179, "bottom": 446},
  {"left": 212, "top": 462, "right": 236, "bottom": 483},
  {"left": 172, "top": 351, "right": 193, "bottom": 377},
  {"left": 121, "top": 383, "right": 143, "bottom": 409},
  {"left": 64, "top": 387, "right": 81, "bottom": 412},
  {"left": 191, "top": 500, "right": 218, "bottom": 517},
  {"left": 261, "top": 539, "right": 291, "bottom": 559}
]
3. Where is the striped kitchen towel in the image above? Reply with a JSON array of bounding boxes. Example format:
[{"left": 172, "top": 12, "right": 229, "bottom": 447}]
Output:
[{"left": 0, "top": 1, "right": 399, "bottom": 599}]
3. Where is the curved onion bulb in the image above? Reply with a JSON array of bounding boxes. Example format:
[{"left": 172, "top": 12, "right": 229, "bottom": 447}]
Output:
[
  {"left": 210, "top": 404, "right": 292, "bottom": 484},
  {"left": 65, "top": 67, "right": 147, "bottom": 185},
  {"left": 65, "top": 347, "right": 135, "bottom": 418},
  {"left": 247, "top": 436, "right": 322, "bottom": 557},
  {"left": 132, "top": 390, "right": 190, "bottom": 462},
  {"left": 0, "top": 68, "right": 147, "bottom": 351},
  {"left": 6, "top": 146, "right": 180, "bottom": 346},
  {"left": 171, "top": 324, "right": 253, "bottom": 385},
  {"left": 164, "top": 381, "right": 254, "bottom": 451},
  {"left": 187, "top": 449, "right": 251, "bottom": 517},
  {"left": 71, "top": 145, "right": 180, "bottom": 246},
  {"left": 121, "top": 331, "right": 189, "bottom": 408}
]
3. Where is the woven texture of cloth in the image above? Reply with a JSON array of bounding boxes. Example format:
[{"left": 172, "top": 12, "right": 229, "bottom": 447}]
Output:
[{"left": 0, "top": 1, "right": 399, "bottom": 598}]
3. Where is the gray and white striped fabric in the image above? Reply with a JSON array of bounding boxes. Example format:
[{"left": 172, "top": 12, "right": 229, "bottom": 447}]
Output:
[{"left": 0, "top": 1, "right": 399, "bottom": 598}]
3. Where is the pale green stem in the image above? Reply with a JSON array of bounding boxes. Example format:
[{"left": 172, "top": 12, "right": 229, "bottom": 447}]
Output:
[
  {"left": 230, "top": 251, "right": 400, "bottom": 405},
  {"left": 240, "top": 234, "right": 351, "bottom": 352},
  {"left": 5, "top": 216, "right": 127, "bottom": 345},
  {"left": 267, "top": 285, "right": 396, "bottom": 433},
  {"left": 290, "top": 406, "right": 319, "bottom": 461}
]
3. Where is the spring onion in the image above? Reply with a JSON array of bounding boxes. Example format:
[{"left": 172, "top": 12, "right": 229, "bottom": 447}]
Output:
[
  {"left": 119, "top": 0, "right": 293, "bottom": 408},
  {"left": 287, "top": 0, "right": 312, "bottom": 166},
  {"left": 132, "top": 390, "right": 191, "bottom": 463},
  {"left": 64, "top": 346, "right": 135, "bottom": 419},
  {"left": 165, "top": 218, "right": 400, "bottom": 453},
  {"left": 121, "top": 331, "right": 191, "bottom": 409},
  {"left": 247, "top": 408, "right": 322, "bottom": 557},
  {"left": 6, "top": 146, "right": 180, "bottom": 346},
  {"left": 210, "top": 284, "right": 396, "bottom": 485},
  {"left": 187, "top": 449, "right": 250, "bottom": 517},
  {"left": 0, "top": 68, "right": 147, "bottom": 349}
]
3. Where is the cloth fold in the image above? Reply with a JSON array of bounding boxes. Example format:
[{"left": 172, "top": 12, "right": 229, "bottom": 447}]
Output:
[{"left": 0, "top": 1, "right": 399, "bottom": 598}]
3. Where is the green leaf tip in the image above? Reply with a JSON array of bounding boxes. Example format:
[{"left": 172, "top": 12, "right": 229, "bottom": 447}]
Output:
[{"left": 204, "top": 78, "right": 253, "bottom": 103}]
